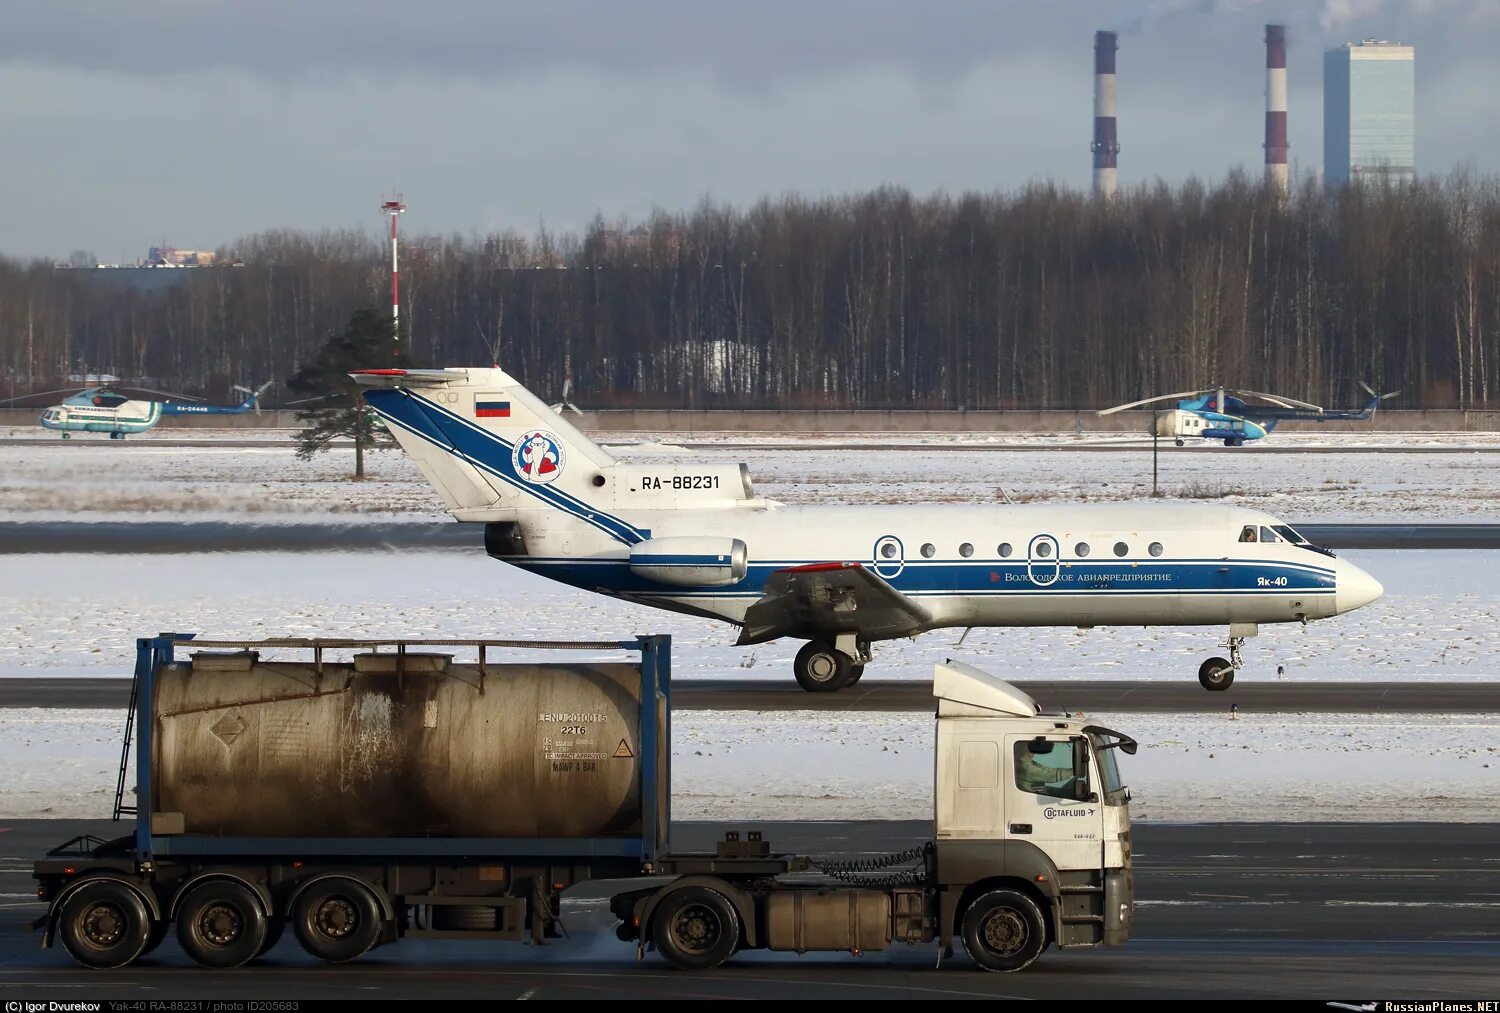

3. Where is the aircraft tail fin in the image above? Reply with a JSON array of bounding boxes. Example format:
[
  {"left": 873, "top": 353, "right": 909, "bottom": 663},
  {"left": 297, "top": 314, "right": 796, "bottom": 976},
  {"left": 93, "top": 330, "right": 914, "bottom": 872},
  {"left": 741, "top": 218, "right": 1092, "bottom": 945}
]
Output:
[{"left": 351, "top": 368, "right": 632, "bottom": 534}]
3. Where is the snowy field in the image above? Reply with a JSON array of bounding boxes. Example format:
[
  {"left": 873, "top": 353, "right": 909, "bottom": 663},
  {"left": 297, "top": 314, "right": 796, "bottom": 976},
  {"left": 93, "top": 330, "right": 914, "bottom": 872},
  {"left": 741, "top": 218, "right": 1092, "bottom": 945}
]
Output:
[
  {"left": 6, "top": 708, "right": 1495, "bottom": 823},
  {"left": 5, "top": 429, "right": 1500, "bottom": 522},
  {"left": 0, "top": 549, "right": 1492, "bottom": 683}
]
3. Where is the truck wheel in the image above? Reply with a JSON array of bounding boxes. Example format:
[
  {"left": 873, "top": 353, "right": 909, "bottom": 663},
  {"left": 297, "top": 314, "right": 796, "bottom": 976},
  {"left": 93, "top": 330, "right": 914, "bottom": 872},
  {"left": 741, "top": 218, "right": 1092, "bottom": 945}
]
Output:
[
  {"left": 175, "top": 880, "right": 268, "bottom": 968},
  {"left": 652, "top": 886, "right": 740, "bottom": 970},
  {"left": 961, "top": 889, "right": 1047, "bottom": 972},
  {"left": 57, "top": 879, "right": 153, "bottom": 968},
  {"left": 292, "top": 878, "right": 383, "bottom": 963},
  {"left": 794, "top": 640, "right": 852, "bottom": 692},
  {"left": 142, "top": 918, "right": 168, "bottom": 957}
]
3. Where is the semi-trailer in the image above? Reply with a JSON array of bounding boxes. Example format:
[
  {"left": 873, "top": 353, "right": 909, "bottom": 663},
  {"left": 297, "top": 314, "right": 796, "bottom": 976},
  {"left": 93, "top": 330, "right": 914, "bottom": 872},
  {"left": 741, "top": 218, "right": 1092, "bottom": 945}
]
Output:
[{"left": 34, "top": 633, "right": 1136, "bottom": 972}]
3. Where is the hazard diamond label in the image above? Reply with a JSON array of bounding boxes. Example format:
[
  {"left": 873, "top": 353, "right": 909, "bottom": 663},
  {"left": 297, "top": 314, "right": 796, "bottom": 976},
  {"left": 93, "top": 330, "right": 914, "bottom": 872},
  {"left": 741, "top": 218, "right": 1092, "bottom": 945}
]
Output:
[{"left": 612, "top": 739, "right": 635, "bottom": 759}]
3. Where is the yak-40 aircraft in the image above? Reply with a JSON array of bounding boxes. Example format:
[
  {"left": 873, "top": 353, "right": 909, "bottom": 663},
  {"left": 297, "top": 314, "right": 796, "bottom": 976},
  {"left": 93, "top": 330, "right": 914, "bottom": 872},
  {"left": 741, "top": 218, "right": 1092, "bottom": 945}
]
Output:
[{"left": 353, "top": 367, "right": 1385, "bottom": 693}]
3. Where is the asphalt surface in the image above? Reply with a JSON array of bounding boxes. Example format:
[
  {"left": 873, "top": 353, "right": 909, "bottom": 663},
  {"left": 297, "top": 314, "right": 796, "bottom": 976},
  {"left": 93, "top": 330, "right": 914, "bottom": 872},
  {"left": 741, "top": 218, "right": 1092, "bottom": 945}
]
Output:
[
  {"left": 1, "top": 819, "right": 1495, "bottom": 999},
  {"left": 7, "top": 677, "right": 1500, "bottom": 713},
  {"left": 5, "top": 520, "right": 1500, "bottom": 552}
]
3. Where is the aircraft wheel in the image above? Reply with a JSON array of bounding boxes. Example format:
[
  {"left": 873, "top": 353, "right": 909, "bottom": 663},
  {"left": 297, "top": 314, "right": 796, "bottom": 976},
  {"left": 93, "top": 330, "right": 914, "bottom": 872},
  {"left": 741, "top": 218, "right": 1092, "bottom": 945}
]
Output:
[
  {"left": 793, "top": 640, "right": 853, "bottom": 692},
  {"left": 846, "top": 664, "right": 865, "bottom": 685},
  {"left": 1174, "top": 439, "right": 1184, "bottom": 447},
  {"left": 1198, "top": 657, "right": 1234, "bottom": 691},
  {"left": 61, "top": 433, "right": 71, "bottom": 440}
]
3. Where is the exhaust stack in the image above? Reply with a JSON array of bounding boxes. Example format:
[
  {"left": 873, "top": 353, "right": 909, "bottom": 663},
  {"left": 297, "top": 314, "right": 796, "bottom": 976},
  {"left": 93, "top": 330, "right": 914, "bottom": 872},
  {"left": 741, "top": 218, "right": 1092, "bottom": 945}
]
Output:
[
  {"left": 1092, "top": 30, "right": 1119, "bottom": 200},
  {"left": 1265, "top": 24, "right": 1289, "bottom": 196}
]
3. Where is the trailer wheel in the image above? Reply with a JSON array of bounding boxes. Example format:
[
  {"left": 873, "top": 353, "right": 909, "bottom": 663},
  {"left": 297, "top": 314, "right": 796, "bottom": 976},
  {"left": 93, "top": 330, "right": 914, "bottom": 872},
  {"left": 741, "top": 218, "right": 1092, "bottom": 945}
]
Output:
[
  {"left": 57, "top": 879, "right": 153, "bottom": 969},
  {"left": 292, "top": 878, "right": 383, "bottom": 963},
  {"left": 175, "top": 880, "right": 268, "bottom": 968},
  {"left": 652, "top": 886, "right": 740, "bottom": 970},
  {"left": 961, "top": 889, "right": 1047, "bottom": 972}
]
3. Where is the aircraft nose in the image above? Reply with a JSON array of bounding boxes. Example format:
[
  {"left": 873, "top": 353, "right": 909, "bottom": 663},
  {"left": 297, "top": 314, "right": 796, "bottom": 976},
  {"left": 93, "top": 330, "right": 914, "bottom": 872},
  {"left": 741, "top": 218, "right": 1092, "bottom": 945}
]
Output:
[{"left": 1335, "top": 559, "right": 1384, "bottom": 614}]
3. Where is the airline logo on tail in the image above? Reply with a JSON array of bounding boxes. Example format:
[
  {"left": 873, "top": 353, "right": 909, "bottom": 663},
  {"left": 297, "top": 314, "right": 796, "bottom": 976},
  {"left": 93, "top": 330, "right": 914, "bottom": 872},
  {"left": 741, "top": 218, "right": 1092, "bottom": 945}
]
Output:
[{"left": 514, "top": 430, "right": 564, "bottom": 484}]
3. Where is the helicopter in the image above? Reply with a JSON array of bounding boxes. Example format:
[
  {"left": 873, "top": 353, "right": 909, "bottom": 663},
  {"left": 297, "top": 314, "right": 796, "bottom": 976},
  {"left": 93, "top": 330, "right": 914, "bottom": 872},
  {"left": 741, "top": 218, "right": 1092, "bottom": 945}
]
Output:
[
  {"left": 11, "top": 381, "right": 274, "bottom": 439},
  {"left": 1097, "top": 383, "right": 1401, "bottom": 446}
]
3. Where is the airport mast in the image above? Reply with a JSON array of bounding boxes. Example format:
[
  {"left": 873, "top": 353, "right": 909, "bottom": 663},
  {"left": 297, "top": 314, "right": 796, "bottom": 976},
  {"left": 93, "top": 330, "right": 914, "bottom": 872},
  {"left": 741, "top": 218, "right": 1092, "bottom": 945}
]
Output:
[{"left": 380, "top": 196, "right": 407, "bottom": 351}]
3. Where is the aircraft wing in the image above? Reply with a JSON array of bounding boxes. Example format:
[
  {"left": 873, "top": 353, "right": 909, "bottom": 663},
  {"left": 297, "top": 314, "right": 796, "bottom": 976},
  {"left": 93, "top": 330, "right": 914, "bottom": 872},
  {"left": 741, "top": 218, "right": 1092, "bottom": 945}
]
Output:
[{"left": 735, "top": 562, "right": 932, "bottom": 646}]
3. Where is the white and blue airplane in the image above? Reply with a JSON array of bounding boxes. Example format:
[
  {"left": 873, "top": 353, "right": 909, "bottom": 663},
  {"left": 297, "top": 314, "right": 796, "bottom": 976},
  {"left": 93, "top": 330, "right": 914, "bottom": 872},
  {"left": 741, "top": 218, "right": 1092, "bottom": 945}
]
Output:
[{"left": 352, "top": 367, "right": 1385, "bottom": 693}]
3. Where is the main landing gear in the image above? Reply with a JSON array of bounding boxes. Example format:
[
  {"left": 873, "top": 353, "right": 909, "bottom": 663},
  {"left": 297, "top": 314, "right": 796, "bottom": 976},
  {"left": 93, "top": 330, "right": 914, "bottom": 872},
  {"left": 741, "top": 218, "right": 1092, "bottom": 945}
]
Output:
[
  {"left": 792, "top": 636, "right": 870, "bottom": 693},
  {"left": 1198, "top": 625, "right": 1255, "bottom": 691}
]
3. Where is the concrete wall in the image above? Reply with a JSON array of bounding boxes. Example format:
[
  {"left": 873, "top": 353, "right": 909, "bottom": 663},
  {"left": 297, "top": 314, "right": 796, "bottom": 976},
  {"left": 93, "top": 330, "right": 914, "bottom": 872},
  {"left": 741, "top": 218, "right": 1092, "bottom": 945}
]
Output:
[{"left": 3, "top": 407, "right": 1495, "bottom": 434}]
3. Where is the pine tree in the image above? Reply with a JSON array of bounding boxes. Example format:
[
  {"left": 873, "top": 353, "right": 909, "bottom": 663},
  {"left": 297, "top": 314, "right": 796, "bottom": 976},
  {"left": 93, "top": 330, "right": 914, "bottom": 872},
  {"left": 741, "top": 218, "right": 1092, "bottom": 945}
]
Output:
[{"left": 287, "top": 310, "right": 408, "bottom": 478}]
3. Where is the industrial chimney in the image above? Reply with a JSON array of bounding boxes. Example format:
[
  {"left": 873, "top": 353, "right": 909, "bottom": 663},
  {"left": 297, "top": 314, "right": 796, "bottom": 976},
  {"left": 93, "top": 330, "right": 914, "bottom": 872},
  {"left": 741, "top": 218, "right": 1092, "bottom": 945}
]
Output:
[
  {"left": 1092, "top": 30, "right": 1119, "bottom": 200},
  {"left": 1264, "top": 24, "right": 1289, "bottom": 196}
]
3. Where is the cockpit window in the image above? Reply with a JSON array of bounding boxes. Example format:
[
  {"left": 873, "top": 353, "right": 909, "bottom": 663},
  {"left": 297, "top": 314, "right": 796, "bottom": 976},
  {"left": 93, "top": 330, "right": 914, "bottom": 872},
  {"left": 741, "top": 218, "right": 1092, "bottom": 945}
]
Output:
[
  {"left": 1238, "top": 525, "right": 1259, "bottom": 543},
  {"left": 1259, "top": 526, "right": 1281, "bottom": 543},
  {"left": 1272, "top": 525, "right": 1306, "bottom": 545}
]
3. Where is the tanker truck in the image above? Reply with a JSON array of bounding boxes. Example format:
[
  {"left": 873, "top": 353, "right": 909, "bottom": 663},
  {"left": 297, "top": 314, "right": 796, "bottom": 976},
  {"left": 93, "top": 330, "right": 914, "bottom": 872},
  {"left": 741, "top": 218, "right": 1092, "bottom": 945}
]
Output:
[{"left": 33, "top": 633, "right": 1137, "bottom": 973}]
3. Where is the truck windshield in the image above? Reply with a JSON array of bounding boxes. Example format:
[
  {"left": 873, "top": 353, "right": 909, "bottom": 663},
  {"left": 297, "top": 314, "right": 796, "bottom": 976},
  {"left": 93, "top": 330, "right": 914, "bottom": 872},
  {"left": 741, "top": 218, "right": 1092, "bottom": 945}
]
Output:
[{"left": 1086, "top": 731, "right": 1130, "bottom": 805}]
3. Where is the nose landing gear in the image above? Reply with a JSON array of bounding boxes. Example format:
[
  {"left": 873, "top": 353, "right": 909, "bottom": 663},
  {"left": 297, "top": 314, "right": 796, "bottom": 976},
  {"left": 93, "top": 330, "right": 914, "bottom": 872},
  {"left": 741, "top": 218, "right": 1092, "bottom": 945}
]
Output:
[{"left": 1198, "top": 632, "right": 1249, "bottom": 691}]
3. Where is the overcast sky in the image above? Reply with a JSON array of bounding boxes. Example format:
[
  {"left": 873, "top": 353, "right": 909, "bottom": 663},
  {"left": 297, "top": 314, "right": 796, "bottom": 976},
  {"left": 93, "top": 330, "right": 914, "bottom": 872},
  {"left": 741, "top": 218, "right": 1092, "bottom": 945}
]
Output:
[{"left": 3, "top": 0, "right": 1497, "bottom": 260}]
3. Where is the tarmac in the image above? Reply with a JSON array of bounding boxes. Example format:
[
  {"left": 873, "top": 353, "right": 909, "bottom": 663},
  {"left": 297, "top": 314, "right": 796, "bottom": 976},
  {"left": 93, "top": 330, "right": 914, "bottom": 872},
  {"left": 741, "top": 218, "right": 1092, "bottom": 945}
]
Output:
[
  {"left": 6, "top": 677, "right": 1500, "bottom": 712},
  {"left": 1, "top": 819, "right": 1494, "bottom": 999}
]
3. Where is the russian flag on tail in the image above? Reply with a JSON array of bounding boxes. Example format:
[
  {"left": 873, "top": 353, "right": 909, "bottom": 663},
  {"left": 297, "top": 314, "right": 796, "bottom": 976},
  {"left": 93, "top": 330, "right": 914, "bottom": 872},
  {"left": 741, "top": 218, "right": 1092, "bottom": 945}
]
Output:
[{"left": 474, "top": 400, "right": 511, "bottom": 418}]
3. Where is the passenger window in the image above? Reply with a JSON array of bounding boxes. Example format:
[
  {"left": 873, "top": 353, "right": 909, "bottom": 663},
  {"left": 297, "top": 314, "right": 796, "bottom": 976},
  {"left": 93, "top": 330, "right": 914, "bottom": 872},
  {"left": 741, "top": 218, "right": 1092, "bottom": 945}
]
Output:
[
  {"left": 959, "top": 542, "right": 974, "bottom": 558},
  {"left": 921, "top": 543, "right": 936, "bottom": 558},
  {"left": 1148, "top": 542, "right": 1164, "bottom": 557},
  {"left": 1035, "top": 542, "right": 1053, "bottom": 558},
  {"left": 1075, "top": 542, "right": 1090, "bottom": 557},
  {"left": 998, "top": 543, "right": 1013, "bottom": 558},
  {"left": 1259, "top": 526, "right": 1281, "bottom": 543},
  {"left": 880, "top": 542, "right": 897, "bottom": 559},
  {"left": 1113, "top": 541, "right": 1129, "bottom": 557},
  {"left": 1013, "top": 740, "right": 1089, "bottom": 801},
  {"left": 1239, "top": 525, "right": 1259, "bottom": 543}
]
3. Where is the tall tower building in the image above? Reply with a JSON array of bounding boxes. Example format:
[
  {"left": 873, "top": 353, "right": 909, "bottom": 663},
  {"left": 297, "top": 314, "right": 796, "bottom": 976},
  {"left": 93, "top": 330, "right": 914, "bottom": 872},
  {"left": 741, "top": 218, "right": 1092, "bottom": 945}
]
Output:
[{"left": 1323, "top": 39, "right": 1415, "bottom": 186}]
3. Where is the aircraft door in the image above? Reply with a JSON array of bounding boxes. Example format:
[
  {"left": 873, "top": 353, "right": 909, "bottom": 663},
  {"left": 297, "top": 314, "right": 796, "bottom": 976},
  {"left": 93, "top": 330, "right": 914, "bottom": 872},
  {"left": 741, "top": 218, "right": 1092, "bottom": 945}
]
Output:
[{"left": 1027, "top": 534, "right": 1060, "bottom": 586}]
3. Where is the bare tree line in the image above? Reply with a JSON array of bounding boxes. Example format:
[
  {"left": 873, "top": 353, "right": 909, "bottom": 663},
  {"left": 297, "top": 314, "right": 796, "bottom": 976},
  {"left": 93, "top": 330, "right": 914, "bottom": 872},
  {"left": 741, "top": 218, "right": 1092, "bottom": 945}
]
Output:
[{"left": 2, "top": 170, "right": 1499, "bottom": 409}]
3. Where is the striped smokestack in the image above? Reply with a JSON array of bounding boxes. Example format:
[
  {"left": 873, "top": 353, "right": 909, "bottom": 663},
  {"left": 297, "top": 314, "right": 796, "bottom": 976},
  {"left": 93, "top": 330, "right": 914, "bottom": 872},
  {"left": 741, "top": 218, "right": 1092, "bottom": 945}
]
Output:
[
  {"left": 1265, "top": 23, "right": 1289, "bottom": 196},
  {"left": 1092, "top": 30, "right": 1119, "bottom": 200}
]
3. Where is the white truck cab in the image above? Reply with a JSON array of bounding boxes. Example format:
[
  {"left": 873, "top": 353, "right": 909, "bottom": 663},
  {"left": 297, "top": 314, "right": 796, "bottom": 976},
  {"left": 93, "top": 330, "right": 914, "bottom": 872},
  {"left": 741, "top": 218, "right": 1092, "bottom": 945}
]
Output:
[{"left": 933, "top": 660, "right": 1135, "bottom": 967}]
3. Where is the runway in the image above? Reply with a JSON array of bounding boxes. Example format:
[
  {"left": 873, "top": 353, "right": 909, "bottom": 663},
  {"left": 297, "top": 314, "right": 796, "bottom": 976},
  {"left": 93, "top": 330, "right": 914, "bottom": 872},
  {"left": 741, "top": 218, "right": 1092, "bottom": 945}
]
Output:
[
  {"left": 7, "top": 676, "right": 1500, "bottom": 712},
  {"left": 1, "top": 819, "right": 1495, "bottom": 998},
  {"left": 5, "top": 520, "right": 1500, "bottom": 552}
]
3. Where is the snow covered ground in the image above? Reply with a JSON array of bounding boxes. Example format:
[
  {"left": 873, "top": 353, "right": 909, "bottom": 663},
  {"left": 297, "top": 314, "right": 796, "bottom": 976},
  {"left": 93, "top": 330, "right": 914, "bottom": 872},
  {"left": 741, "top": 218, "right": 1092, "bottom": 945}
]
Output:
[
  {"left": 0, "top": 549, "right": 1491, "bottom": 683},
  {"left": 5, "top": 708, "right": 1495, "bottom": 823},
  {"left": 4, "top": 429, "right": 1500, "bottom": 522}
]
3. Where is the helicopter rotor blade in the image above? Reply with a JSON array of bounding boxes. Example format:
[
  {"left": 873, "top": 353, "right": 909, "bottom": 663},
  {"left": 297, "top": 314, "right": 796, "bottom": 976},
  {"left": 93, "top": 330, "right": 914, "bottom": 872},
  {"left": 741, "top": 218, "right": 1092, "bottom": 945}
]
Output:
[
  {"left": 1228, "top": 388, "right": 1324, "bottom": 412},
  {"left": 0, "top": 387, "right": 95, "bottom": 406},
  {"left": 1096, "top": 389, "right": 1212, "bottom": 416}
]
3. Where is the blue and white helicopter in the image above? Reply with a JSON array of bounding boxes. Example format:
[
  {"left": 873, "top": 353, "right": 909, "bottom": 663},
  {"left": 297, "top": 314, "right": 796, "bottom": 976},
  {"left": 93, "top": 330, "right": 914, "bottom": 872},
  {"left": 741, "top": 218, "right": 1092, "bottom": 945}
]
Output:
[
  {"left": 18, "top": 381, "right": 273, "bottom": 439},
  {"left": 1098, "top": 384, "right": 1400, "bottom": 446}
]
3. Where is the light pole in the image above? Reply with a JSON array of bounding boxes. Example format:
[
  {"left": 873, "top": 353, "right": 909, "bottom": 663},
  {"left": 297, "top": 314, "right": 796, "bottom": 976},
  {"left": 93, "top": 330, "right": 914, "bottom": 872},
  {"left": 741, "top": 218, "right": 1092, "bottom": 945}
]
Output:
[{"left": 380, "top": 197, "right": 406, "bottom": 353}]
